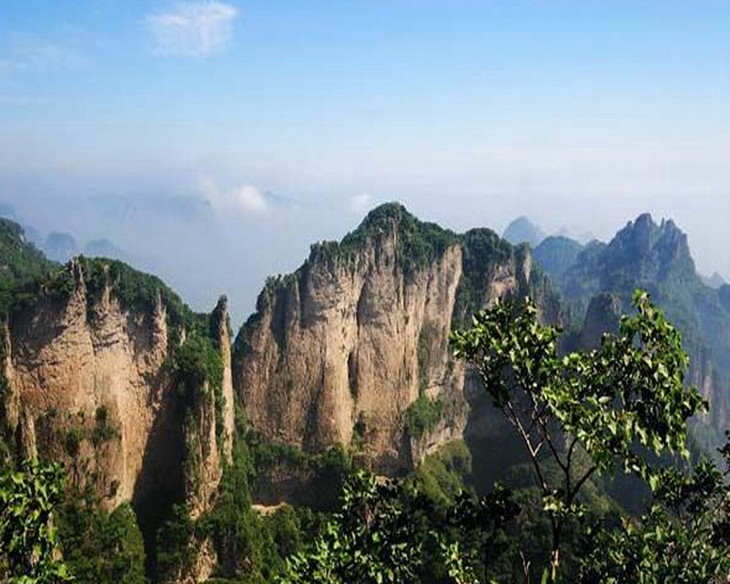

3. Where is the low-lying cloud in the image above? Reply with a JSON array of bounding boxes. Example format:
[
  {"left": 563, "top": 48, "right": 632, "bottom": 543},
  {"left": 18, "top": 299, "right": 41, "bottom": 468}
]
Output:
[
  {"left": 147, "top": 2, "right": 239, "bottom": 57},
  {"left": 200, "top": 177, "right": 268, "bottom": 216}
]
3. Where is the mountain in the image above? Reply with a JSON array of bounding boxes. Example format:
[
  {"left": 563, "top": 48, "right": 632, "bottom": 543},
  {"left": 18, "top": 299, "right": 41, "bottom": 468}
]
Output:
[
  {"left": 4, "top": 205, "right": 729, "bottom": 581},
  {"left": 702, "top": 272, "right": 727, "bottom": 289},
  {"left": 0, "top": 223, "right": 235, "bottom": 580},
  {"left": 0, "top": 218, "right": 55, "bottom": 312},
  {"left": 84, "top": 238, "right": 126, "bottom": 260},
  {"left": 503, "top": 216, "right": 546, "bottom": 247},
  {"left": 234, "top": 203, "right": 561, "bottom": 481},
  {"left": 0, "top": 205, "right": 565, "bottom": 580},
  {"left": 43, "top": 232, "right": 80, "bottom": 263},
  {"left": 533, "top": 236, "right": 584, "bottom": 283},
  {"left": 538, "top": 213, "right": 730, "bottom": 448}
]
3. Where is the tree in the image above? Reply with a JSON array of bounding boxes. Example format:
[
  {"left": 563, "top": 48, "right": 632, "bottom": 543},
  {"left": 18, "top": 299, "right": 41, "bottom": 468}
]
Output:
[
  {"left": 0, "top": 460, "right": 71, "bottom": 584},
  {"left": 579, "top": 439, "right": 730, "bottom": 583},
  {"left": 279, "top": 470, "right": 519, "bottom": 584},
  {"left": 58, "top": 501, "right": 147, "bottom": 584},
  {"left": 450, "top": 291, "right": 706, "bottom": 582}
]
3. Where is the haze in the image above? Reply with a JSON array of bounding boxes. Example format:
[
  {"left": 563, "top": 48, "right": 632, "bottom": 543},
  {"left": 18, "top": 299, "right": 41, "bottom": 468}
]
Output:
[{"left": 1, "top": 0, "right": 729, "bottom": 323}]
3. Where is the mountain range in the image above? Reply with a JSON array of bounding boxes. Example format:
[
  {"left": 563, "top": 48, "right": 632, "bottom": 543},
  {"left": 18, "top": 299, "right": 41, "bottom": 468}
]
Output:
[{"left": 0, "top": 204, "right": 727, "bottom": 582}]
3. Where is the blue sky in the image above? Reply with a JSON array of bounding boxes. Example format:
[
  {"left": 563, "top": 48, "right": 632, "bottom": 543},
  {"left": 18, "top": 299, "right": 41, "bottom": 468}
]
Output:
[{"left": 1, "top": 1, "right": 729, "bottom": 315}]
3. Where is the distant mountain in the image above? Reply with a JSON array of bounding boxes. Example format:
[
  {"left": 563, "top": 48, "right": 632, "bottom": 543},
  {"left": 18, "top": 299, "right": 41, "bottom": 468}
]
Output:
[
  {"left": 543, "top": 213, "right": 730, "bottom": 449},
  {"left": 503, "top": 216, "right": 546, "bottom": 247},
  {"left": 533, "top": 236, "right": 584, "bottom": 283},
  {"left": 701, "top": 272, "right": 727, "bottom": 289},
  {"left": 43, "top": 232, "right": 80, "bottom": 263},
  {"left": 560, "top": 214, "right": 699, "bottom": 318},
  {"left": 84, "top": 238, "right": 125, "bottom": 260},
  {"left": 576, "top": 231, "right": 597, "bottom": 245}
]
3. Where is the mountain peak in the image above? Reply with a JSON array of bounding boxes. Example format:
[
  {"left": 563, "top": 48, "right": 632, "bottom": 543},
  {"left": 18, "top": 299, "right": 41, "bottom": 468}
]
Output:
[
  {"left": 356, "top": 202, "right": 414, "bottom": 232},
  {"left": 503, "top": 216, "right": 546, "bottom": 247},
  {"left": 604, "top": 213, "right": 695, "bottom": 285}
]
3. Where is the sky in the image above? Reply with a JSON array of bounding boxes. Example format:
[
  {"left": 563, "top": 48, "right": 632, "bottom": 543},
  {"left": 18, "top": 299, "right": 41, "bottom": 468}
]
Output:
[{"left": 1, "top": 1, "right": 729, "bottom": 323}]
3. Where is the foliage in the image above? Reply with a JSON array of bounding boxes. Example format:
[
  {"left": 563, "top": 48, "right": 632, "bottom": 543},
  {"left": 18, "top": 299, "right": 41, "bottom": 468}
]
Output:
[
  {"left": 0, "top": 460, "right": 71, "bottom": 584},
  {"left": 280, "top": 469, "right": 520, "bottom": 584},
  {"left": 173, "top": 333, "right": 224, "bottom": 406},
  {"left": 334, "top": 202, "right": 459, "bottom": 275},
  {"left": 91, "top": 406, "right": 119, "bottom": 447},
  {"left": 409, "top": 441, "right": 472, "bottom": 505},
  {"left": 198, "top": 436, "right": 285, "bottom": 584},
  {"left": 451, "top": 290, "right": 707, "bottom": 582},
  {"left": 173, "top": 332, "right": 226, "bottom": 453},
  {"left": 70, "top": 257, "right": 194, "bottom": 329},
  {"left": 57, "top": 501, "right": 146, "bottom": 584},
  {"left": 154, "top": 504, "right": 197, "bottom": 582},
  {"left": 153, "top": 413, "right": 301, "bottom": 584},
  {"left": 264, "top": 506, "right": 303, "bottom": 560},
  {"left": 580, "top": 443, "right": 730, "bottom": 583},
  {"left": 0, "top": 219, "right": 55, "bottom": 316},
  {"left": 454, "top": 229, "right": 513, "bottom": 323},
  {"left": 405, "top": 395, "right": 444, "bottom": 439}
]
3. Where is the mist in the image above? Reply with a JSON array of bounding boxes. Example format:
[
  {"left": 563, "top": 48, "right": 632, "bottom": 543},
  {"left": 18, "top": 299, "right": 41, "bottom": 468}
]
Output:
[{"left": 1, "top": 177, "right": 727, "bottom": 329}]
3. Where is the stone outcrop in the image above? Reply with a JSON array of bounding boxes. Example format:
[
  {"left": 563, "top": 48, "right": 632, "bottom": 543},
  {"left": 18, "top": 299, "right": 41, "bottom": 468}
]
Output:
[
  {"left": 1, "top": 259, "right": 234, "bottom": 520},
  {"left": 234, "top": 203, "right": 561, "bottom": 473}
]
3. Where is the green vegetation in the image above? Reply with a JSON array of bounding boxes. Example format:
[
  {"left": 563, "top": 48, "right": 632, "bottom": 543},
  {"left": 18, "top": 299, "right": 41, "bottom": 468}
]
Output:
[
  {"left": 153, "top": 415, "right": 307, "bottom": 584},
  {"left": 58, "top": 501, "right": 146, "bottom": 584},
  {"left": 0, "top": 460, "right": 71, "bottom": 583},
  {"left": 533, "top": 236, "right": 584, "bottom": 283},
  {"left": 280, "top": 468, "right": 522, "bottom": 584},
  {"left": 405, "top": 395, "right": 443, "bottom": 439},
  {"left": 63, "top": 427, "right": 84, "bottom": 458},
  {"left": 172, "top": 330, "right": 227, "bottom": 470},
  {"left": 173, "top": 333, "right": 224, "bottom": 407},
  {"left": 309, "top": 203, "right": 459, "bottom": 275},
  {"left": 451, "top": 290, "right": 729, "bottom": 582},
  {"left": 409, "top": 441, "right": 472, "bottom": 505},
  {"left": 91, "top": 406, "right": 119, "bottom": 447},
  {"left": 454, "top": 228, "right": 513, "bottom": 320},
  {"left": 339, "top": 202, "right": 459, "bottom": 273},
  {"left": 5, "top": 293, "right": 730, "bottom": 584},
  {"left": 0, "top": 219, "right": 55, "bottom": 315}
]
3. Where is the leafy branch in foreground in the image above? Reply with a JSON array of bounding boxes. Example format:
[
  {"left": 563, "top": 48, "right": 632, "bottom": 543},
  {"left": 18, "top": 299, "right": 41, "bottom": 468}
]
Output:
[
  {"left": 579, "top": 443, "right": 730, "bottom": 583},
  {"left": 0, "top": 461, "right": 71, "bottom": 584},
  {"left": 450, "top": 290, "right": 706, "bottom": 582},
  {"left": 279, "top": 470, "right": 519, "bottom": 584}
]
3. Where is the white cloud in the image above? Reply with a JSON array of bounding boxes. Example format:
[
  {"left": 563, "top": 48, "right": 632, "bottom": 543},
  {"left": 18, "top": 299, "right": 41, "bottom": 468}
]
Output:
[
  {"left": 148, "top": 2, "right": 238, "bottom": 57},
  {"left": 234, "top": 185, "right": 267, "bottom": 213},
  {"left": 200, "top": 177, "right": 268, "bottom": 216},
  {"left": 350, "top": 193, "right": 375, "bottom": 215}
]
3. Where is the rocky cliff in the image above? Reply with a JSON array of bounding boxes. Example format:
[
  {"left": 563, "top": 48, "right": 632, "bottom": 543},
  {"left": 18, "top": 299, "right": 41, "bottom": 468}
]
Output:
[
  {"left": 0, "top": 258, "right": 234, "bottom": 521},
  {"left": 234, "top": 203, "right": 561, "bottom": 474}
]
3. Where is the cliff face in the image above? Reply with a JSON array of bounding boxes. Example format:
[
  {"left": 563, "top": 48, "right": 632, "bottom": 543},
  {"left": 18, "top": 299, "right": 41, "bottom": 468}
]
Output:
[
  {"left": 1, "top": 259, "right": 234, "bottom": 519},
  {"left": 234, "top": 204, "right": 560, "bottom": 473}
]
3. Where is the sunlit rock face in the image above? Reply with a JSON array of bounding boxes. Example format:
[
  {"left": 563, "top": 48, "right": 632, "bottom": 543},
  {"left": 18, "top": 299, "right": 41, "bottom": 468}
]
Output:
[{"left": 234, "top": 203, "right": 561, "bottom": 474}]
